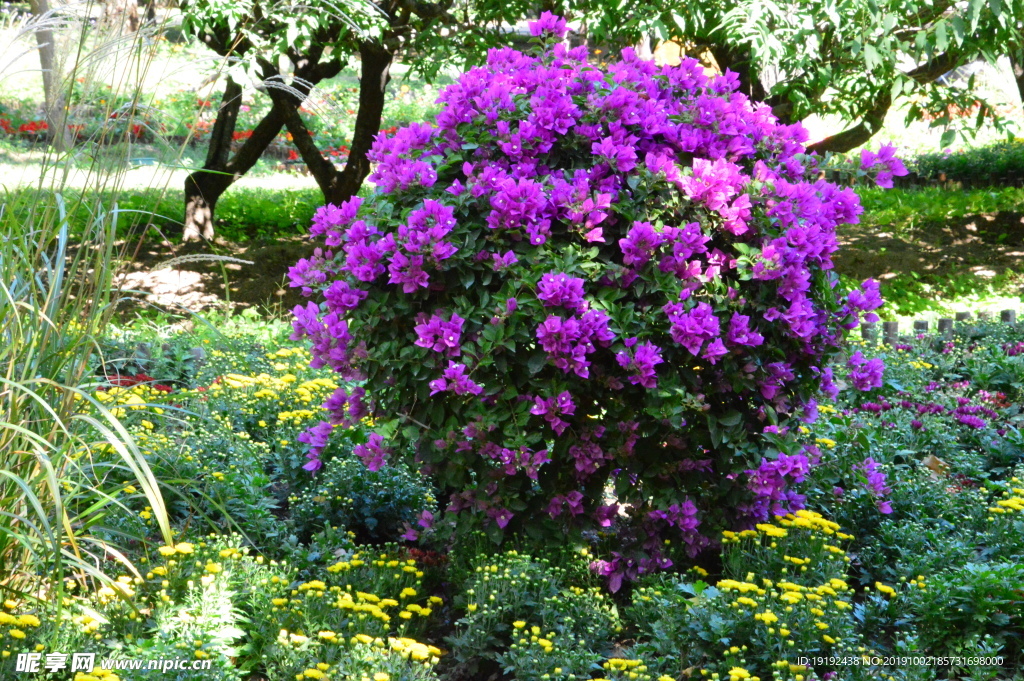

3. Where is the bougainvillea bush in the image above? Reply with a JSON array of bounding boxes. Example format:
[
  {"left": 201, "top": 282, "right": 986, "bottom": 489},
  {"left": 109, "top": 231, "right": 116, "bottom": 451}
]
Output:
[{"left": 288, "top": 14, "right": 901, "bottom": 588}]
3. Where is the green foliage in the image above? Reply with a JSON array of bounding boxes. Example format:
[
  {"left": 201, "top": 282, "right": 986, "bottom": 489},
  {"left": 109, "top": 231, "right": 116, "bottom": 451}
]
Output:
[
  {"left": 290, "top": 451, "right": 437, "bottom": 543},
  {"left": 626, "top": 513, "right": 875, "bottom": 680},
  {"left": 909, "top": 562, "right": 1024, "bottom": 669},
  {"left": 913, "top": 137, "right": 1024, "bottom": 186},
  {"left": 446, "top": 551, "right": 620, "bottom": 676},
  {"left": 592, "top": 0, "right": 1024, "bottom": 147}
]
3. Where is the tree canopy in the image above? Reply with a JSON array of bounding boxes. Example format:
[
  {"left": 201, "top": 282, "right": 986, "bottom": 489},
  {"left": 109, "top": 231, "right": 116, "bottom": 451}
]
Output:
[{"left": 580, "top": 0, "right": 1024, "bottom": 152}]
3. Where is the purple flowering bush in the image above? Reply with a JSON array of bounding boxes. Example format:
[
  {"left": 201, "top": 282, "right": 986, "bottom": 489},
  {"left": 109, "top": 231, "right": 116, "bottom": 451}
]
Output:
[{"left": 287, "top": 14, "right": 894, "bottom": 587}]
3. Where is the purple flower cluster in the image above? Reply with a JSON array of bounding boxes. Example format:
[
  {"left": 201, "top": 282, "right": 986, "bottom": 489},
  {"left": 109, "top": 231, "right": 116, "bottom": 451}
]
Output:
[
  {"left": 845, "top": 279, "right": 884, "bottom": 326},
  {"left": 537, "top": 273, "right": 588, "bottom": 313},
  {"left": 848, "top": 351, "right": 885, "bottom": 391},
  {"left": 354, "top": 432, "right": 389, "bottom": 472},
  {"left": 854, "top": 457, "right": 892, "bottom": 514},
  {"left": 429, "top": 361, "right": 484, "bottom": 396},
  {"left": 531, "top": 391, "right": 575, "bottom": 435},
  {"left": 535, "top": 308, "right": 614, "bottom": 378},
  {"left": 615, "top": 338, "right": 664, "bottom": 388},
  {"left": 619, "top": 221, "right": 666, "bottom": 268},
  {"left": 860, "top": 146, "right": 909, "bottom": 189},
  {"left": 663, "top": 301, "right": 727, "bottom": 363},
  {"left": 297, "top": 420, "right": 334, "bottom": 472},
  {"left": 414, "top": 312, "right": 464, "bottom": 356},
  {"left": 740, "top": 453, "right": 810, "bottom": 523}
]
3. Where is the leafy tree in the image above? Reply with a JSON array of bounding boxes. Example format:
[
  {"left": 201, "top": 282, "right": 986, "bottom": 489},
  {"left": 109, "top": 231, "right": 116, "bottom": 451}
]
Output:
[
  {"left": 580, "top": 0, "right": 1024, "bottom": 153},
  {"left": 178, "top": 0, "right": 504, "bottom": 241}
]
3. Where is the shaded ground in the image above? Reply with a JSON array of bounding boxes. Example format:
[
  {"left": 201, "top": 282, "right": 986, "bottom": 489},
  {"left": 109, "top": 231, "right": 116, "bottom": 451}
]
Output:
[
  {"left": 111, "top": 209, "right": 1024, "bottom": 316},
  {"left": 834, "top": 211, "right": 1024, "bottom": 286},
  {"left": 114, "top": 237, "right": 315, "bottom": 316}
]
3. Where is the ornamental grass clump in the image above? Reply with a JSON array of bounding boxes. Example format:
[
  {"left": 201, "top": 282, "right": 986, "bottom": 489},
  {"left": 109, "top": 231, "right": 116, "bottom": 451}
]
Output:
[{"left": 288, "top": 13, "right": 897, "bottom": 587}]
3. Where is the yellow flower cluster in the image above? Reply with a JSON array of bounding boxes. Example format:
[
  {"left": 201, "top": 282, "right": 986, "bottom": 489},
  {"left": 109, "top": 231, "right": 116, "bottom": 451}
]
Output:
[
  {"left": 600, "top": 657, "right": 651, "bottom": 679},
  {"left": 987, "top": 481, "right": 1024, "bottom": 517},
  {"left": 73, "top": 669, "right": 120, "bottom": 681},
  {"left": 295, "top": 661, "right": 333, "bottom": 679},
  {"left": 388, "top": 636, "right": 442, "bottom": 663}
]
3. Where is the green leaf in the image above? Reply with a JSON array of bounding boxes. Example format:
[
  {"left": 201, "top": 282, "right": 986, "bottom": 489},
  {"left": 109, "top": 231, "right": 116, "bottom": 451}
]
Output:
[
  {"left": 718, "top": 410, "right": 742, "bottom": 427},
  {"left": 933, "top": 20, "right": 948, "bottom": 53},
  {"left": 863, "top": 43, "right": 879, "bottom": 71},
  {"left": 527, "top": 351, "right": 547, "bottom": 375}
]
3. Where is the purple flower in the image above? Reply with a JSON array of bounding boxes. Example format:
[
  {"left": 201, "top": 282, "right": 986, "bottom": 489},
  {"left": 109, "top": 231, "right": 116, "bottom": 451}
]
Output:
[
  {"left": 860, "top": 144, "right": 908, "bottom": 188},
  {"left": 619, "top": 221, "right": 665, "bottom": 268},
  {"left": 492, "top": 250, "right": 518, "bottom": 270},
  {"left": 323, "top": 280, "right": 368, "bottom": 312},
  {"left": 354, "top": 433, "right": 389, "bottom": 472},
  {"left": 529, "top": 11, "right": 568, "bottom": 39},
  {"left": 429, "top": 361, "right": 484, "bottom": 396},
  {"left": 854, "top": 457, "right": 891, "bottom": 513},
  {"left": 726, "top": 313, "right": 764, "bottom": 347},
  {"left": 615, "top": 338, "right": 664, "bottom": 388},
  {"left": 488, "top": 507, "right": 514, "bottom": 529},
  {"left": 414, "top": 312, "right": 465, "bottom": 356},
  {"left": 298, "top": 420, "right": 334, "bottom": 472},
  {"left": 848, "top": 351, "right": 885, "bottom": 391},
  {"left": 847, "top": 279, "right": 884, "bottom": 324},
  {"left": 531, "top": 391, "right": 575, "bottom": 435},
  {"left": 537, "top": 272, "right": 588, "bottom": 313},
  {"left": 663, "top": 301, "right": 720, "bottom": 356}
]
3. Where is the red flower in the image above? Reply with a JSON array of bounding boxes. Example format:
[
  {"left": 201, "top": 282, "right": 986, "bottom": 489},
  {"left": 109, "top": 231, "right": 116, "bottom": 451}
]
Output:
[
  {"left": 18, "top": 120, "right": 48, "bottom": 134},
  {"left": 287, "top": 149, "right": 300, "bottom": 161}
]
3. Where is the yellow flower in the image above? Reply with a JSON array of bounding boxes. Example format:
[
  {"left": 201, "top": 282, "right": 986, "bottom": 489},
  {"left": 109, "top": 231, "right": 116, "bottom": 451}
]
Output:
[
  {"left": 875, "top": 582, "right": 896, "bottom": 596},
  {"left": 9, "top": 629, "right": 26, "bottom": 639},
  {"left": 174, "top": 543, "right": 194, "bottom": 554},
  {"left": 205, "top": 563, "right": 221, "bottom": 574},
  {"left": 729, "top": 667, "right": 751, "bottom": 680},
  {"left": 374, "top": 674, "right": 390, "bottom": 681},
  {"left": 302, "top": 670, "right": 325, "bottom": 679},
  {"left": 157, "top": 546, "right": 176, "bottom": 556},
  {"left": 16, "top": 615, "right": 40, "bottom": 628},
  {"left": 513, "top": 621, "right": 526, "bottom": 629}
]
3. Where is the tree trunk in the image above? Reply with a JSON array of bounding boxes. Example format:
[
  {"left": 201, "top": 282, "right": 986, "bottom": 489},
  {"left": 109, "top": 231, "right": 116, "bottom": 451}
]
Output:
[
  {"left": 277, "top": 39, "right": 393, "bottom": 206},
  {"left": 183, "top": 78, "right": 243, "bottom": 241},
  {"left": 29, "top": 0, "right": 72, "bottom": 151},
  {"left": 805, "top": 91, "right": 892, "bottom": 155},
  {"left": 1010, "top": 50, "right": 1024, "bottom": 113},
  {"left": 182, "top": 81, "right": 289, "bottom": 241},
  {"left": 330, "top": 40, "right": 393, "bottom": 203},
  {"left": 806, "top": 53, "right": 957, "bottom": 155}
]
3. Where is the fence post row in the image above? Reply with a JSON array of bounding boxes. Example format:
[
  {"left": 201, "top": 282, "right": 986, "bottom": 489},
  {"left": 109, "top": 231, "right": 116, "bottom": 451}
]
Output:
[{"left": 869, "top": 310, "right": 1019, "bottom": 346}]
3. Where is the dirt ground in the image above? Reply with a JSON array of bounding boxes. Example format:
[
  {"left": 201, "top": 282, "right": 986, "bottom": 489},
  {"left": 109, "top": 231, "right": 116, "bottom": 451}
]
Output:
[
  {"left": 114, "top": 236, "right": 316, "bottom": 316},
  {"left": 833, "top": 210, "right": 1024, "bottom": 286},
  {"left": 112, "top": 208, "right": 1024, "bottom": 317}
]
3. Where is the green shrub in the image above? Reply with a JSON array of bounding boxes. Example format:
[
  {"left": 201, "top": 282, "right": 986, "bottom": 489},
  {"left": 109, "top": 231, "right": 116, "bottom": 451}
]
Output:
[
  {"left": 912, "top": 138, "right": 1024, "bottom": 186},
  {"left": 290, "top": 450, "right": 437, "bottom": 543},
  {"left": 446, "top": 551, "right": 620, "bottom": 678}
]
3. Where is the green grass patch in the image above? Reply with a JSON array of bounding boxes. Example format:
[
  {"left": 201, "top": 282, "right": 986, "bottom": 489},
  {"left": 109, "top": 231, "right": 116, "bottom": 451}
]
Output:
[{"left": 858, "top": 185, "right": 1024, "bottom": 236}]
